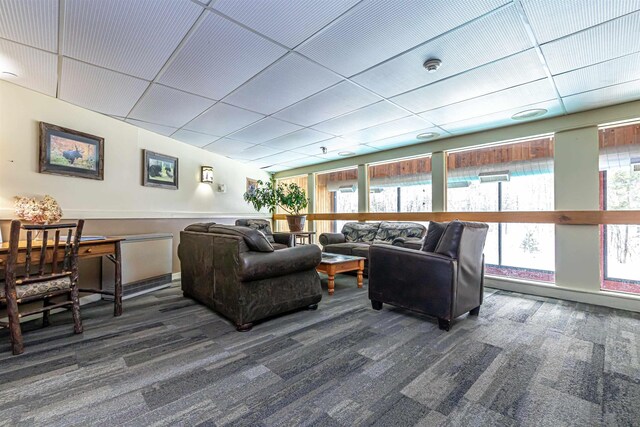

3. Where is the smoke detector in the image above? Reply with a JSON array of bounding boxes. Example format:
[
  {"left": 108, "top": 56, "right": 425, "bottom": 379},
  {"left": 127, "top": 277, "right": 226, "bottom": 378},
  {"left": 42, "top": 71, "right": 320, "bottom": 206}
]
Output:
[{"left": 423, "top": 58, "right": 442, "bottom": 73}]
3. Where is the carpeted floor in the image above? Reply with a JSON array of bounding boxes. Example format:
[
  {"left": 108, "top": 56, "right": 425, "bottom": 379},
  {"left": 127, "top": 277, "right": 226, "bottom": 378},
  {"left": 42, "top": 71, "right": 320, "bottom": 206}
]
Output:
[{"left": 1, "top": 275, "right": 639, "bottom": 426}]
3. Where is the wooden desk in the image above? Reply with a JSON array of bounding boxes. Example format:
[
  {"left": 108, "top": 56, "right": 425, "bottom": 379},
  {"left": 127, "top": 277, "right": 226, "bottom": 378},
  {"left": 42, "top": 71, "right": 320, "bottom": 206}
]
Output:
[{"left": 0, "top": 238, "right": 124, "bottom": 316}]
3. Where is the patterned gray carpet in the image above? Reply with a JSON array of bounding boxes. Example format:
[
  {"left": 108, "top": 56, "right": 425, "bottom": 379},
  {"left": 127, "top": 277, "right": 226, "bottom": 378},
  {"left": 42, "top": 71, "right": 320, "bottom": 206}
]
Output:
[{"left": 1, "top": 275, "right": 639, "bottom": 426}]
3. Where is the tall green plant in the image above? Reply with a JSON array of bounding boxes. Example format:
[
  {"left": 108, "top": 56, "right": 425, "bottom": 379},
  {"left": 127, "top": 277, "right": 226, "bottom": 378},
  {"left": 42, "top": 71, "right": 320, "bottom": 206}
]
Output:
[{"left": 243, "top": 178, "right": 308, "bottom": 215}]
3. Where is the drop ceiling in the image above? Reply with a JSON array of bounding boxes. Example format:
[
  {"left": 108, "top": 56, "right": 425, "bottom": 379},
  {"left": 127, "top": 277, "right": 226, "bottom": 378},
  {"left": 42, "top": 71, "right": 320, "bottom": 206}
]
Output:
[{"left": 1, "top": 0, "right": 639, "bottom": 172}]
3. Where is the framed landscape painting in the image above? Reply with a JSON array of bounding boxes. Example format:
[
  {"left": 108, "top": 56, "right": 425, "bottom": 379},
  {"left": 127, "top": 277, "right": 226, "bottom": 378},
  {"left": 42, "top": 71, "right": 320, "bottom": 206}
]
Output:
[
  {"left": 143, "top": 150, "right": 178, "bottom": 190},
  {"left": 246, "top": 178, "right": 259, "bottom": 195},
  {"left": 39, "top": 122, "right": 104, "bottom": 180}
]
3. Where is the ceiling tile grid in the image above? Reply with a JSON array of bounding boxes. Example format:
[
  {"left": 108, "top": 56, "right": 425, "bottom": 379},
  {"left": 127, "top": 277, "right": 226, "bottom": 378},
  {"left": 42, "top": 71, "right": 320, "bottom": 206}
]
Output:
[
  {"left": 157, "top": 12, "right": 287, "bottom": 100},
  {"left": 0, "top": 38, "right": 58, "bottom": 96},
  {"left": 222, "top": 53, "right": 343, "bottom": 114},
  {"left": 212, "top": 0, "right": 361, "bottom": 48},
  {"left": 343, "top": 116, "right": 434, "bottom": 144},
  {"left": 522, "top": 0, "right": 640, "bottom": 44},
  {"left": 391, "top": 49, "right": 546, "bottom": 113},
  {"left": 562, "top": 79, "right": 640, "bottom": 113},
  {"left": 273, "top": 80, "right": 381, "bottom": 126},
  {"left": 312, "top": 101, "right": 410, "bottom": 136},
  {"left": 296, "top": 0, "right": 510, "bottom": 76},
  {"left": 351, "top": 5, "right": 533, "bottom": 98},
  {"left": 553, "top": 51, "right": 640, "bottom": 97},
  {"left": 365, "top": 127, "right": 448, "bottom": 150},
  {"left": 125, "top": 119, "right": 178, "bottom": 136},
  {"left": 63, "top": 0, "right": 203, "bottom": 80},
  {"left": 420, "top": 78, "right": 557, "bottom": 125},
  {"left": 228, "top": 145, "right": 281, "bottom": 161},
  {"left": 203, "top": 138, "right": 256, "bottom": 155},
  {"left": 226, "top": 117, "right": 302, "bottom": 144},
  {"left": 260, "top": 128, "right": 334, "bottom": 151},
  {"left": 171, "top": 129, "right": 219, "bottom": 147},
  {"left": 291, "top": 136, "right": 356, "bottom": 155},
  {"left": 541, "top": 10, "right": 640, "bottom": 75},
  {"left": 128, "top": 84, "right": 215, "bottom": 128},
  {"left": 0, "top": 0, "right": 58, "bottom": 52},
  {"left": 59, "top": 58, "right": 150, "bottom": 116},
  {"left": 185, "top": 102, "right": 264, "bottom": 136}
]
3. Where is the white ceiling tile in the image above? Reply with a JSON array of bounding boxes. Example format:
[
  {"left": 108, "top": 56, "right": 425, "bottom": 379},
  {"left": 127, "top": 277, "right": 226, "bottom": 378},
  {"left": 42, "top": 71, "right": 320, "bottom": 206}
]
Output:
[
  {"left": 171, "top": 129, "right": 219, "bottom": 147},
  {"left": 59, "top": 58, "right": 149, "bottom": 116},
  {"left": 223, "top": 53, "right": 342, "bottom": 114},
  {"left": 344, "top": 116, "right": 434, "bottom": 144},
  {"left": 213, "top": 0, "right": 360, "bottom": 48},
  {"left": 420, "top": 79, "right": 557, "bottom": 125},
  {"left": 203, "top": 138, "right": 255, "bottom": 156},
  {"left": 260, "top": 128, "right": 333, "bottom": 150},
  {"left": 351, "top": 6, "right": 532, "bottom": 98},
  {"left": 125, "top": 119, "right": 177, "bottom": 136},
  {"left": 439, "top": 100, "right": 564, "bottom": 134},
  {"left": 273, "top": 81, "right": 380, "bottom": 126},
  {"left": 158, "top": 12, "right": 287, "bottom": 99},
  {"left": 226, "top": 117, "right": 302, "bottom": 144},
  {"left": 297, "top": 0, "right": 509, "bottom": 76},
  {"left": 391, "top": 49, "right": 546, "bottom": 113},
  {"left": 562, "top": 80, "right": 640, "bottom": 113},
  {"left": 128, "top": 84, "right": 215, "bottom": 128},
  {"left": 63, "top": 0, "right": 202, "bottom": 79},
  {"left": 366, "top": 127, "right": 446, "bottom": 150},
  {"left": 0, "top": 38, "right": 57, "bottom": 96},
  {"left": 256, "top": 151, "right": 308, "bottom": 165},
  {"left": 263, "top": 164, "right": 289, "bottom": 172},
  {"left": 185, "top": 103, "right": 264, "bottom": 136},
  {"left": 291, "top": 137, "right": 355, "bottom": 154},
  {"left": 312, "top": 101, "right": 410, "bottom": 136},
  {"left": 228, "top": 145, "right": 281, "bottom": 161},
  {"left": 553, "top": 52, "right": 640, "bottom": 97},
  {"left": 541, "top": 11, "right": 640, "bottom": 75},
  {"left": 0, "top": 0, "right": 58, "bottom": 52},
  {"left": 522, "top": 0, "right": 640, "bottom": 44},
  {"left": 278, "top": 156, "right": 327, "bottom": 169}
]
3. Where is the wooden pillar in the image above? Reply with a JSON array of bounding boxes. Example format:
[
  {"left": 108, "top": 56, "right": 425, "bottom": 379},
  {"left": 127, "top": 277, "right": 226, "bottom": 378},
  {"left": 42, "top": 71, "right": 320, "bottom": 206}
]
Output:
[{"left": 431, "top": 151, "right": 446, "bottom": 212}]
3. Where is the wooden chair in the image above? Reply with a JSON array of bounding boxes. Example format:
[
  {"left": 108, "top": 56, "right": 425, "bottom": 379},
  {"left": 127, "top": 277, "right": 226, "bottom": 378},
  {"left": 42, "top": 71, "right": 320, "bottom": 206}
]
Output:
[{"left": 1, "top": 220, "right": 84, "bottom": 355}]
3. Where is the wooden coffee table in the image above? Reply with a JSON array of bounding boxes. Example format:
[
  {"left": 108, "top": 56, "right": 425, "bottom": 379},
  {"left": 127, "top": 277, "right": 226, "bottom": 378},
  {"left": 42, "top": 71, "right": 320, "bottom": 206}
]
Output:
[{"left": 316, "top": 253, "right": 366, "bottom": 296}]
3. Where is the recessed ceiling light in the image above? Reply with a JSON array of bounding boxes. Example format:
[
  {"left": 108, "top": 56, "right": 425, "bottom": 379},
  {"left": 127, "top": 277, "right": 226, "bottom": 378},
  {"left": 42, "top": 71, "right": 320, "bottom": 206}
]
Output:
[
  {"left": 1, "top": 71, "right": 18, "bottom": 78},
  {"left": 338, "top": 151, "right": 355, "bottom": 157},
  {"left": 416, "top": 132, "right": 439, "bottom": 140},
  {"left": 511, "top": 109, "right": 547, "bottom": 120}
]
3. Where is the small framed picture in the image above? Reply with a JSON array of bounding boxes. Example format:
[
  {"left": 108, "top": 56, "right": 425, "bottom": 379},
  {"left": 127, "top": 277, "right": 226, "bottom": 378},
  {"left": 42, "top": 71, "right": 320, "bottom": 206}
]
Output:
[
  {"left": 246, "top": 178, "right": 259, "bottom": 195},
  {"left": 143, "top": 150, "right": 179, "bottom": 190},
  {"left": 39, "top": 122, "right": 104, "bottom": 180}
]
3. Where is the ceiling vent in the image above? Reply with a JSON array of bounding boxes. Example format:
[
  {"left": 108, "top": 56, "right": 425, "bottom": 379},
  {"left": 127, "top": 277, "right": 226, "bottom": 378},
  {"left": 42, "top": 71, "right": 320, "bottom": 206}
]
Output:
[
  {"left": 479, "top": 171, "right": 510, "bottom": 183},
  {"left": 338, "top": 184, "right": 356, "bottom": 193}
]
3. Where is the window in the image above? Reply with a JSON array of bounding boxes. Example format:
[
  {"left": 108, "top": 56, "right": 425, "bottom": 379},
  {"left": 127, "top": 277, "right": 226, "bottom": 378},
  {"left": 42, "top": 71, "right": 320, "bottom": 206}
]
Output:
[
  {"left": 369, "top": 156, "right": 432, "bottom": 213},
  {"left": 447, "top": 137, "right": 555, "bottom": 282},
  {"left": 315, "top": 168, "right": 358, "bottom": 234},
  {"left": 599, "top": 122, "right": 640, "bottom": 295},
  {"left": 275, "top": 175, "right": 308, "bottom": 232}
]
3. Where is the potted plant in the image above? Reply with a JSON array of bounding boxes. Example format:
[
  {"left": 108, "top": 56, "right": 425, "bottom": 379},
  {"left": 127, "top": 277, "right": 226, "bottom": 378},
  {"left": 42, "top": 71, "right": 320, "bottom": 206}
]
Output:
[{"left": 243, "top": 178, "right": 308, "bottom": 232}]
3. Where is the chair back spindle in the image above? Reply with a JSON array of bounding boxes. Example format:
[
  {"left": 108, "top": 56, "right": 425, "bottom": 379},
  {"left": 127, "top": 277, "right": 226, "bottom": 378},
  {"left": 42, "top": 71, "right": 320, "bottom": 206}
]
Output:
[
  {"left": 51, "top": 230, "right": 61, "bottom": 274},
  {"left": 25, "top": 231, "right": 32, "bottom": 279},
  {"left": 38, "top": 230, "right": 49, "bottom": 275}
]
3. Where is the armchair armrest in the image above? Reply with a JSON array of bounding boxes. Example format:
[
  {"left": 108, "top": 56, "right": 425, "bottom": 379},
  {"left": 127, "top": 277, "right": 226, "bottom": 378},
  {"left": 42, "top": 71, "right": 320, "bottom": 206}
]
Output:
[
  {"left": 319, "top": 233, "right": 346, "bottom": 246},
  {"left": 272, "top": 232, "right": 294, "bottom": 247},
  {"left": 238, "top": 244, "right": 321, "bottom": 282},
  {"left": 392, "top": 237, "right": 423, "bottom": 250}
]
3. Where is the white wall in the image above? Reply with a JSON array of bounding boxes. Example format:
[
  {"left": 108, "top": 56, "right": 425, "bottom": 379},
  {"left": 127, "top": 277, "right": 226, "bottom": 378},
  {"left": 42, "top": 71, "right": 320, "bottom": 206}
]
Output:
[{"left": 0, "top": 80, "right": 270, "bottom": 220}]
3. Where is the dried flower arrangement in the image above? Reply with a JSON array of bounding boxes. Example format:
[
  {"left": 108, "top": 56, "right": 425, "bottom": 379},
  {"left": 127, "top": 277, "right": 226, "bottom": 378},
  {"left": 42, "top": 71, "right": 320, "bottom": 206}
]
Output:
[{"left": 14, "top": 195, "right": 63, "bottom": 225}]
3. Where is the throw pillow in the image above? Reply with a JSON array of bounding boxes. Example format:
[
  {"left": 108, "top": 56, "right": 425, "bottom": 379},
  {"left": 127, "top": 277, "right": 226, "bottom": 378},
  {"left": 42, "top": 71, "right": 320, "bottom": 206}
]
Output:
[
  {"left": 421, "top": 221, "right": 448, "bottom": 252},
  {"left": 245, "top": 219, "right": 275, "bottom": 244},
  {"left": 434, "top": 220, "right": 465, "bottom": 258}
]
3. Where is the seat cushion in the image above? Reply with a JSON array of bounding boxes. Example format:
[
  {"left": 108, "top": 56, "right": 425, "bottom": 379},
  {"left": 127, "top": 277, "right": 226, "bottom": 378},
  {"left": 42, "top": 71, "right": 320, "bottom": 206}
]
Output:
[
  {"left": 421, "top": 221, "right": 448, "bottom": 252},
  {"left": 271, "top": 243, "right": 288, "bottom": 251},
  {"left": 351, "top": 245, "right": 370, "bottom": 259},
  {"left": 341, "top": 222, "right": 380, "bottom": 243},
  {"left": 323, "top": 242, "right": 370, "bottom": 256},
  {"left": 374, "top": 221, "right": 426, "bottom": 243},
  {"left": 243, "top": 219, "right": 276, "bottom": 244},
  {"left": 0, "top": 276, "right": 71, "bottom": 299}
]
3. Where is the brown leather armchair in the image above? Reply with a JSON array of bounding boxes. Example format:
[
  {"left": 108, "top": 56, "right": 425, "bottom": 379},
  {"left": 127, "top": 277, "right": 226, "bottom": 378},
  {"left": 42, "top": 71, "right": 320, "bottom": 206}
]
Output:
[
  {"left": 179, "top": 224, "right": 322, "bottom": 331},
  {"left": 368, "top": 221, "right": 489, "bottom": 331}
]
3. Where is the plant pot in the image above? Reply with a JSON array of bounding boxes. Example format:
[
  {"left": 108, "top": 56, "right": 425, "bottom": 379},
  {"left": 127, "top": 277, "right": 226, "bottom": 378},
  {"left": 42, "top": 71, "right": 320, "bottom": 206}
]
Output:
[{"left": 286, "top": 215, "right": 306, "bottom": 232}]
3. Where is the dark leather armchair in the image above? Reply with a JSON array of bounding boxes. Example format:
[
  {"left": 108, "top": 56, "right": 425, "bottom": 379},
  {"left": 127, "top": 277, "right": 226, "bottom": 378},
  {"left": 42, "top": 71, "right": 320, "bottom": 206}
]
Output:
[
  {"left": 179, "top": 224, "right": 322, "bottom": 331},
  {"left": 368, "top": 221, "right": 489, "bottom": 331},
  {"left": 235, "top": 219, "right": 294, "bottom": 249}
]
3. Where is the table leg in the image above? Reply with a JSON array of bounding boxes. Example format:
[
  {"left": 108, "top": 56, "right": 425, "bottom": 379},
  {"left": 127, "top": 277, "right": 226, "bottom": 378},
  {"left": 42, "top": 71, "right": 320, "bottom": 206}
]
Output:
[
  {"left": 357, "top": 261, "right": 364, "bottom": 289},
  {"left": 327, "top": 265, "right": 336, "bottom": 296},
  {"left": 114, "top": 240, "right": 123, "bottom": 317}
]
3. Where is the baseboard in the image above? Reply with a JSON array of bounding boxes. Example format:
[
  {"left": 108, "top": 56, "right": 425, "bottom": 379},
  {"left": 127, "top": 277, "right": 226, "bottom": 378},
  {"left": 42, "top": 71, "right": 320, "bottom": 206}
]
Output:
[
  {"left": 485, "top": 277, "right": 640, "bottom": 313},
  {"left": 172, "top": 272, "right": 181, "bottom": 281}
]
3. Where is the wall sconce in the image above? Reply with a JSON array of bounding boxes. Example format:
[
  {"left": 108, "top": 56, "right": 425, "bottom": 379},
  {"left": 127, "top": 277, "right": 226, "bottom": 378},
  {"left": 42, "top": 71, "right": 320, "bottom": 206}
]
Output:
[{"left": 201, "top": 166, "right": 214, "bottom": 183}]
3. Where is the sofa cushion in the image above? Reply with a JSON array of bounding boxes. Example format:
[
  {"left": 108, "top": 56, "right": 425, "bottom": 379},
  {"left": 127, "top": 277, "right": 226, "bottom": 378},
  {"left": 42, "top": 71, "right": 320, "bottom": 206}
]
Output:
[
  {"left": 374, "top": 221, "right": 426, "bottom": 243},
  {"left": 184, "top": 222, "right": 217, "bottom": 232},
  {"left": 271, "top": 243, "right": 288, "bottom": 251},
  {"left": 421, "top": 221, "right": 448, "bottom": 252},
  {"left": 323, "top": 242, "right": 370, "bottom": 256},
  {"left": 351, "top": 246, "right": 370, "bottom": 259},
  {"left": 208, "top": 225, "right": 274, "bottom": 252},
  {"left": 243, "top": 219, "right": 275, "bottom": 244},
  {"left": 341, "top": 222, "right": 380, "bottom": 243},
  {"left": 434, "top": 220, "right": 464, "bottom": 258}
]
